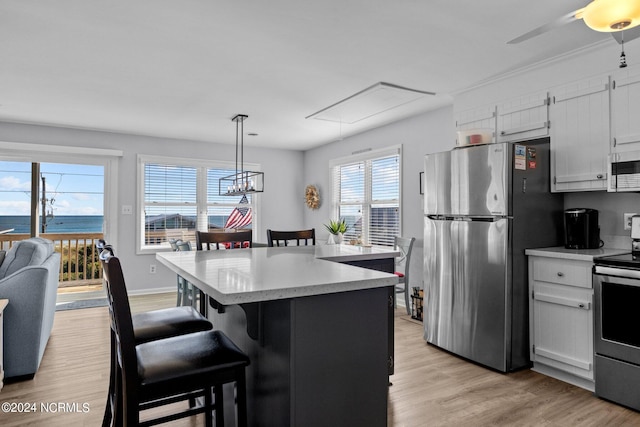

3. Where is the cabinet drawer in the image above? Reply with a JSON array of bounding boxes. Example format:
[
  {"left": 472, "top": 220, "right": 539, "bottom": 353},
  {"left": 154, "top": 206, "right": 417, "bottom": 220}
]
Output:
[{"left": 532, "top": 257, "right": 592, "bottom": 288}]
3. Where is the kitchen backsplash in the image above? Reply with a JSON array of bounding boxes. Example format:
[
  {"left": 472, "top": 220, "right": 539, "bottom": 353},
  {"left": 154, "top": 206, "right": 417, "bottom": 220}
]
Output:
[{"left": 565, "top": 191, "right": 640, "bottom": 249}]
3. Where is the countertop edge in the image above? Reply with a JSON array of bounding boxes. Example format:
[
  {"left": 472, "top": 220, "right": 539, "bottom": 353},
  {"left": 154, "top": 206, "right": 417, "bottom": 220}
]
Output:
[
  {"left": 208, "top": 276, "right": 399, "bottom": 305},
  {"left": 525, "top": 246, "right": 630, "bottom": 261}
]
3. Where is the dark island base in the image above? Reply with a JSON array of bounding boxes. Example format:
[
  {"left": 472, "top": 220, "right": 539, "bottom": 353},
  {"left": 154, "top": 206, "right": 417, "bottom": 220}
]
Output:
[{"left": 210, "top": 286, "right": 391, "bottom": 427}]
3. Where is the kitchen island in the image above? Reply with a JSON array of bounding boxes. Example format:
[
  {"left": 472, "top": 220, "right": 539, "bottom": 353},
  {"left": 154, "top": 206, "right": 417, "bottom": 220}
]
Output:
[{"left": 156, "top": 245, "right": 398, "bottom": 427}]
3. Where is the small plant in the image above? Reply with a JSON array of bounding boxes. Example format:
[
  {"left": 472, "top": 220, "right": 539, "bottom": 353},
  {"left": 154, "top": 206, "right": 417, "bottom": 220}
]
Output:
[{"left": 324, "top": 218, "right": 348, "bottom": 235}]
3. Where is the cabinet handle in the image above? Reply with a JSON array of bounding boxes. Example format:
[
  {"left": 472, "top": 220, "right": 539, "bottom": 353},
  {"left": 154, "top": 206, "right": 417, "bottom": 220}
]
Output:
[
  {"left": 579, "top": 303, "right": 585, "bottom": 308},
  {"left": 557, "top": 272, "right": 564, "bottom": 277}
]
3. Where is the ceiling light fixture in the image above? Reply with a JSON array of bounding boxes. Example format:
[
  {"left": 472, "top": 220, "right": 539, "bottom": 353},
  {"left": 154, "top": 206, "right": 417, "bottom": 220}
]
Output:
[
  {"left": 219, "top": 114, "right": 264, "bottom": 196},
  {"left": 578, "top": 0, "right": 640, "bottom": 32}
]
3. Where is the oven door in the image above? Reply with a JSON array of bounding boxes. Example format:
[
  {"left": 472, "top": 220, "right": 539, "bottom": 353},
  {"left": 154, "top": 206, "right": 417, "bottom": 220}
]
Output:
[{"left": 594, "top": 266, "right": 640, "bottom": 365}]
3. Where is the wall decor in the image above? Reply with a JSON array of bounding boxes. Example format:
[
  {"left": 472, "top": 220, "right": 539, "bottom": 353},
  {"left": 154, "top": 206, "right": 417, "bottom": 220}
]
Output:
[{"left": 305, "top": 185, "right": 320, "bottom": 209}]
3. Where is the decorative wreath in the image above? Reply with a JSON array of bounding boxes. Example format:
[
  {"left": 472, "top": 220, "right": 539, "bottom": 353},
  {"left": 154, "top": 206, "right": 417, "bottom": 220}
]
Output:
[{"left": 305, "top": 185, "right": 320, "bottom": 210}]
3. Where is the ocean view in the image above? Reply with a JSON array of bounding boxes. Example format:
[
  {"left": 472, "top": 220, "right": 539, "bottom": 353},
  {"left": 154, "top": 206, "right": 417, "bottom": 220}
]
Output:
[
  {"left": 0, "top": 215, "right": 231, "bottom": 234},
  {"left": 0, "top": 216, "right": 104, "bottom": 233}
]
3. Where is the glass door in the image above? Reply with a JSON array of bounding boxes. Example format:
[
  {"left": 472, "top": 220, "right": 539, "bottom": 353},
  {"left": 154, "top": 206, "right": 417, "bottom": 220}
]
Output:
[{"left": 0, "top": 161, "right": 105, "bottom": 298}]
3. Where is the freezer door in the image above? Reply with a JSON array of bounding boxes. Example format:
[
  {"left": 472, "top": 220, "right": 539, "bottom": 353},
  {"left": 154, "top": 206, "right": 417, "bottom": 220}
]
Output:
[
  {"left": 424, "top": 215, "right": 510, "bottom": 372},
  {"left": 424, "top": 150, "right": 453, "bottom": 215},
  {"left": 451, "top": 143, "right": 509, "bottom": 216}
]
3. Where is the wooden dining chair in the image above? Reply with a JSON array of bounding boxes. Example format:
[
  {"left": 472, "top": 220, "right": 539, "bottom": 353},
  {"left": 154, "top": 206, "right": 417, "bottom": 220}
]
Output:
[
  {"left": 97, "top": 243, "right": 213, "bottom": 427},
  {"left": 196, "top": 230, "right": 253, "bottom": 250},
  {"left": 267, "top": 229, "right": 316, "bottom": 247},
  {"left": 102, "top": 253, "right": 250, "bottom": 427},
  {"left": 394, "top": 236, "right": 415, "bottom": 316}
]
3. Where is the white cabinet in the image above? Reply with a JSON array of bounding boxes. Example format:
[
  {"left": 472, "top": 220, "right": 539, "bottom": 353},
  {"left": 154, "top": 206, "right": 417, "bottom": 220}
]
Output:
[
  {"left": 611, "top": 69, "right": 640, "bottom": 154},
  {"left": 497, "top": 91, "right": 549, "bottom": 143},
  {"left": 454, "top": 105, "right": 497, "bottom": 145},
  {"left": 528, "top": 256, "right": 594, "bottom": 391},
  {"left": 549, "top": 75, "right": 610, "bottom": 192}
]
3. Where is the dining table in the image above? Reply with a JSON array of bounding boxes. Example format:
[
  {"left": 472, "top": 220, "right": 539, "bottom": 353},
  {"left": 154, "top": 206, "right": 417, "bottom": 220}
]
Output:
[{"left": 156, "top": 244, "right": 399, "bottom": 427}]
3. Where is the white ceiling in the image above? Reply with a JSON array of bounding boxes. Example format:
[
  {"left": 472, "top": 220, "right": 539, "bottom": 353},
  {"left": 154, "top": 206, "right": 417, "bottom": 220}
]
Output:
[{"left": 0, "top": 0, "right": 618, "bottom": 150}]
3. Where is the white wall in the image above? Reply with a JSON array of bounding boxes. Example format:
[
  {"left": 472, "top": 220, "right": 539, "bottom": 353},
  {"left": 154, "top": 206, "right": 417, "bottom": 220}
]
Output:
[
  {"left": 302, "top": 106, "right": 456, "bottom": 287},
  {"left": 0, "top": 121, "right": 305, "bottom": 293}
]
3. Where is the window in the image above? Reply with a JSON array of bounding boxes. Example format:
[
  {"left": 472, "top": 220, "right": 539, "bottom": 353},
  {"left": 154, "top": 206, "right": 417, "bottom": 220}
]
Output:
[
  {"left": 138, "top": 155, "right": 259, "bottom": 252},
  {"left": 330, "top": 146, "right": 401, "bottom": 246}
]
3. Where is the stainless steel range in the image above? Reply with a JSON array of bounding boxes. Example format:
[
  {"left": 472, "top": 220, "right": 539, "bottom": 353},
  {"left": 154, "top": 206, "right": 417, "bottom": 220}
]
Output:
[{"left": 593, "top": 253, "right": 640, "bottom": 411}]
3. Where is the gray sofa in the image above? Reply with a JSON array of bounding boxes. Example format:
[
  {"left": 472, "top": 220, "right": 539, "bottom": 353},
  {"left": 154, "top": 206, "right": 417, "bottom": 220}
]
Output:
[{"left": 0, "top": 237, "right": 60, "bottom": 380}]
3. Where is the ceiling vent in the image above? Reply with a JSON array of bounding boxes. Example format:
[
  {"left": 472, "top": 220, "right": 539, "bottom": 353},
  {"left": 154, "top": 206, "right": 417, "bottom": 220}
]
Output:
[{"left": 306, "top": 82, "right": 435, "bottom": 124}]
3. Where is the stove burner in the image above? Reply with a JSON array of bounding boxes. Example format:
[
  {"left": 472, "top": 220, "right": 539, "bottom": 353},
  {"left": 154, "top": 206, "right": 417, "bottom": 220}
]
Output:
[{"left": 594, "top": 252, "right": 640, "bottom": 269}]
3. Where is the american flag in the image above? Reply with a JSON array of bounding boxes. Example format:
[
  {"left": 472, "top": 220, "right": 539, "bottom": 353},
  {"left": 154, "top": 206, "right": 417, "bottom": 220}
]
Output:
[{"left": 224, "top": 195, "right": 252, "bottom": 229}]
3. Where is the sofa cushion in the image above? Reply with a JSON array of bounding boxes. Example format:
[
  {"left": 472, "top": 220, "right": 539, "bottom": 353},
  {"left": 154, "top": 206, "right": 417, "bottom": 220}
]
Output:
[{"left": 0, "top": 238, "right": 55, "bottom": 279}]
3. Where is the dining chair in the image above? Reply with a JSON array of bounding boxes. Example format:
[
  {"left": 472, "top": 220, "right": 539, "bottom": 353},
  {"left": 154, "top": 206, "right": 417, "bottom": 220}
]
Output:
[
  {"left": 176, "top": 239, "right": 192, "bottom": 251},
  {"left": 196, "top": 230, "right": 253, "bottom": 250},
  {"left": 101, "top": 252, "right": 250, "bottom": 427},
  {"left": 394, "top": 236, "right": 415, "bottom": 316},
  {"left": 266, "top": 229, "right": 316, "bottom": 247},
  {"left": 168, "top": 239, "right": 187, "bottom": 306},
  {"left": 96, "top": 243, "right": 214, "bottom": 427},
  {"left": 174, "top": 239, "right": 200, "bottom": 308}
]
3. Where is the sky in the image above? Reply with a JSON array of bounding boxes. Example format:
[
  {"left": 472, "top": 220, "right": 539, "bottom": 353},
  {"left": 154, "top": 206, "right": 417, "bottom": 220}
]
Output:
[{"left": 0, "top": 161, "right": 104, "bottom": 216}]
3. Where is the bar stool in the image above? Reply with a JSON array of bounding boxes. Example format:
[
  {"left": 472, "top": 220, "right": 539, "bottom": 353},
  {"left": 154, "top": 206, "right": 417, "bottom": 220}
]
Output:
[
  {"left": 97, "top": 243, "right": 214, "bottom": 427},
  {"left": 103, "top": 254, "right": 250, "bottom": 426}
]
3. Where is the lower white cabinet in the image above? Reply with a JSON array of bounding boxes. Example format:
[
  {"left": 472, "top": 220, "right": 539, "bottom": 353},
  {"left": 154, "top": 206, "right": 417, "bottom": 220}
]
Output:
[{"left": 528, "top": 255, "right": 594, "bottom": 391}]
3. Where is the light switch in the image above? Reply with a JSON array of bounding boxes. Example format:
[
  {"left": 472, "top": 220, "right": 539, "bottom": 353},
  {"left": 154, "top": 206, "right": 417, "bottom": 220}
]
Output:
[{"left": 122, "top": 205, "right": 133, "bottom": 215}]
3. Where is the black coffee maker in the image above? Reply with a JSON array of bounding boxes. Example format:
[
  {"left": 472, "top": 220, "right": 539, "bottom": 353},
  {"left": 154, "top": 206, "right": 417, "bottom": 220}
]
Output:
[{"left": 564, "top": 208, "right": 601, "bottom": 249}]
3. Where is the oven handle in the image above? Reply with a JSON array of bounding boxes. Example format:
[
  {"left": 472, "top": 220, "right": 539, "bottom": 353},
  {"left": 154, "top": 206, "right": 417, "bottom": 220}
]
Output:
[{"left": 594, "top": 265, "right": 640, "bottom": 281}]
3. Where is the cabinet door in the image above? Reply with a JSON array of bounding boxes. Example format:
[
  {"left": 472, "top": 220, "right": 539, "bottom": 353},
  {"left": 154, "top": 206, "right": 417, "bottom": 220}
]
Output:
[
  {"left": 612, "top": 69, "right": 640, "bottom": 153},
  {"left": 550, "top": 75, "right": 610, "bottom": 192},
  {"left": 454, "top": 105, "right": 497, "bottom": 144},
  {"left": 497, "top": 91, "right": 549, "bottom": 143},
  {"left": 531, "top": 281, "right": 594, "bottom": 380}
]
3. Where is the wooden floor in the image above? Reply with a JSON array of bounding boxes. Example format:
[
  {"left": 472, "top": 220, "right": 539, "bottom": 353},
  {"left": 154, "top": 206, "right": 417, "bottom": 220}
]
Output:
[{"left": 2, "top": 293, "right": 639, "bottom": 426}]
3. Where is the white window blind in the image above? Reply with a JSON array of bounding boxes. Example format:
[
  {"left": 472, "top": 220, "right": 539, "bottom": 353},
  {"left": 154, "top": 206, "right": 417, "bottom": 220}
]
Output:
[
  {"left": 138, "top": 155, "right": 259, "bottom": 252},
  {"left": 331, "top": 146, "right": 401, "bottom": 246}
]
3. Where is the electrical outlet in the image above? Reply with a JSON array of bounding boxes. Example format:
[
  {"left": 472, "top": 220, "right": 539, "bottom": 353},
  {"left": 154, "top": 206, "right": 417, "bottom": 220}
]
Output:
[
  {"left": 149, "top": 264, "right": 156, "bottom": 274},
  {"left": 624, "top": 213, "right": 637, "bottom": 230}
]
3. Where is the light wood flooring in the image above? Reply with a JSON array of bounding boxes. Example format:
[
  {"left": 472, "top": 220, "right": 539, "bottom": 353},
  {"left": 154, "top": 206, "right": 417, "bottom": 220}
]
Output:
[{"left": 1, "top": 293, "right": 639, "bottom": 426}]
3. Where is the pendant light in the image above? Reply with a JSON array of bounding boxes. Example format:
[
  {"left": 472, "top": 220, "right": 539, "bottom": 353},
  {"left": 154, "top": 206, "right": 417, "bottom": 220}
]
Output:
[{"left": 219, "top": 114, "right": 264, "bottom": 196}]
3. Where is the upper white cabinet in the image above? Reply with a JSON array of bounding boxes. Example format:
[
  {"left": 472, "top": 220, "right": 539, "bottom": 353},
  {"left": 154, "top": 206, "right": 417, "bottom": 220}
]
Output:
[
  {"left": 497, "top": 91, "right": 550, "bottom": 143},
  {"left": 454, "top": 105, "right": 497, "bottom": 145},
  {"left": 549, "top": 75, "right": 610, "bottom": 192},
  {"left": 611, "top": 69, "right": 640, "bottom": 153}
]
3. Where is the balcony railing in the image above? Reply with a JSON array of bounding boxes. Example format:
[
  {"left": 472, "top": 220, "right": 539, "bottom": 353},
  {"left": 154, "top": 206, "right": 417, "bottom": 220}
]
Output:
[{"left": 0, "top": 233, "right": 105, "bottom": 291}]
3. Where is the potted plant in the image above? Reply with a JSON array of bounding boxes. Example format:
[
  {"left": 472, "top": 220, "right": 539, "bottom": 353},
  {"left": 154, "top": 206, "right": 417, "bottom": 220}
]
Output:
[{"left": 324, "top": 219, "right": 348, "bottom": 244}]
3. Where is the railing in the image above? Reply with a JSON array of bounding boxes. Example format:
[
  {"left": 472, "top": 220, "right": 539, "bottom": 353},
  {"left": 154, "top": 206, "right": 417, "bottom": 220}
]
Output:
[{"left": 0, "top": 233, "right": 105, "bottom": 290}]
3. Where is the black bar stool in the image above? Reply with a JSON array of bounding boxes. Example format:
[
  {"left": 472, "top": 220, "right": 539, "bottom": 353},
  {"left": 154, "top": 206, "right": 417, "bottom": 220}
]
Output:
[
  {"left": 97, "top": 243, "right": 213, "bottom": 426},
  {"left": 103, "top": 254, "right": 250, "bottom": 426}
]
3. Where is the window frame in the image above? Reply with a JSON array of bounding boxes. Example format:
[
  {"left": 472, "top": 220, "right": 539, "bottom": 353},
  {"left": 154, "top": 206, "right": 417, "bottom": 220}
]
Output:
[
  {"left": 0, "top": 141, "right": 121, "bottom": 248},
  {"left": 137, "top": 154, "right": 261, "bottom": 254},
  {"left": 329, "top": 145, "right": 402, "bottom": 246}
]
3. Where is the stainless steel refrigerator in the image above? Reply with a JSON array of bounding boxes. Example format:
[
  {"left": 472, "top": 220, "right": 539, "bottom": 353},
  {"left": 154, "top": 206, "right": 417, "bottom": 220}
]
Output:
[{"left": 423, "top": 137, "right": 563, "bottom": 372}]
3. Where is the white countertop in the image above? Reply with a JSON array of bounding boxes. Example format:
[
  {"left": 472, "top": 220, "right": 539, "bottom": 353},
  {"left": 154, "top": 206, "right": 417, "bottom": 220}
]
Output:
[
  {"left": 314, "top": 243, "right": 400, "bottom": 262},
  {"left": 156, "top": 246, "right": 399, "bottom": 305},
  {"left": 525, "top": 246, "right": 630, "bottom": 261}
]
